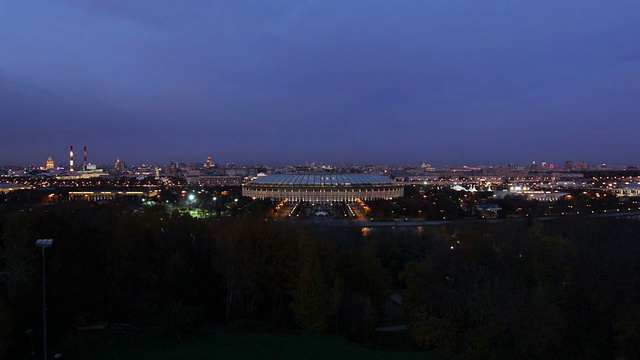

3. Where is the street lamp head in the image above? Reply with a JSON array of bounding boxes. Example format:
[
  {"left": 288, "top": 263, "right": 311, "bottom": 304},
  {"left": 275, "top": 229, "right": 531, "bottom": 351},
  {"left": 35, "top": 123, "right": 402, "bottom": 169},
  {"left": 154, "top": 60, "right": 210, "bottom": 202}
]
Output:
[
  {"left": 188, "top": 194, "right": 196, "bottom": 201},
  {"left": 35, "top": 239, "right": 54, "bottom": 248}
]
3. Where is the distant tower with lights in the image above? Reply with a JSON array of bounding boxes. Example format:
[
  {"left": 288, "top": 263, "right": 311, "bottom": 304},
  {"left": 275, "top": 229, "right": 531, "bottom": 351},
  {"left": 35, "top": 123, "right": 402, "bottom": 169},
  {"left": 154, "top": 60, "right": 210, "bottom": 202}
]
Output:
[
  {"left": 46, "top": 157, "right": 55, "bottom": 170},
  {"left": 69, "top": 146, "right": 75, "bottom": 172},
  {"left": 205, "top": 155, "right": 214, "bottom": 169},
  {"left": 114, "top": 157, "right": 125, "bottom": 173},
  {"left": 83, "top": 146, "right": 88, "bottom": 170}
]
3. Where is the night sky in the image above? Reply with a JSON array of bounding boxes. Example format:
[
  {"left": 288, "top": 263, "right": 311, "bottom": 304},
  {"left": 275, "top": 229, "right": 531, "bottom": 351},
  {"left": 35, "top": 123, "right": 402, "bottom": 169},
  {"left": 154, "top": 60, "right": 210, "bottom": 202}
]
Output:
[{"left": 2, "top": 1, "right": 640, "bottom": 167}]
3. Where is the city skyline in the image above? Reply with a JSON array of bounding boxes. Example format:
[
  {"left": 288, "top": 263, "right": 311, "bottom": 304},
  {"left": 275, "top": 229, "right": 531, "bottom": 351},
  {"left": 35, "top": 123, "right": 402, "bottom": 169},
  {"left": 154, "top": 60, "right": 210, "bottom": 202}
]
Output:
[
  {"left": 0, "top": 148, "right": 627, "bottom": 170},
  {"left": 2, "top": 1, "right": 640, "bottom": 166}
]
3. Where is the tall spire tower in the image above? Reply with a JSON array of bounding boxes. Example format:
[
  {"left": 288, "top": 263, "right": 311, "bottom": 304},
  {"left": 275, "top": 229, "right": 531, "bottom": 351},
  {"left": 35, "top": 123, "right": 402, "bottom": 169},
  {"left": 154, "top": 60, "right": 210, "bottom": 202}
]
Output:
[
  {"left": 69, "top": 146, "right": 74, "bottom": 172},
  {"left": 83, "top": 146, "right": 88, "bottom": 171}
]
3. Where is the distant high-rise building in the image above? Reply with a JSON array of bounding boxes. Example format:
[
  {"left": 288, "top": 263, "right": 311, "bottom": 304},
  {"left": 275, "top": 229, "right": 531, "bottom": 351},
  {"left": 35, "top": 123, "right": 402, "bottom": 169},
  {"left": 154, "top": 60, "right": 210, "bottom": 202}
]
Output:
[
  {"left": 576, "top": 161, "right": 588, "bottom": 170},
  {"left": 420, "top": 163, "right": 435, "bottom": 171},
  {"left": 205, "top": 156, "right": 214, "bottom": 169},
  {"left": 114, "top": 157, "right": 125, "bottom": 172},
  {"left": 565, "top": 160, "right": 575, "bottom": 171},
  {"left": 46, "top": 156, "right": 55, "bottom": 170}
]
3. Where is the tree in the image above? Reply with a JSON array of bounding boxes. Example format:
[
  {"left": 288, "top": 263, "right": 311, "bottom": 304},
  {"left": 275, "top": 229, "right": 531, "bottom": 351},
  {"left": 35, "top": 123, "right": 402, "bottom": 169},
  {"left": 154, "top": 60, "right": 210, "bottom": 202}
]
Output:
[
  {"left": 336, "top": 250, "right": 389, "bottom": 343},
  {"left": 291, "top": 234, "right": 340, "bottom": 333},
  {"left": 0, "top": 212, "right": 33, "bottom": 299},
  {"left": 213, "top": 217, "right": 252, "bottom": 321}
]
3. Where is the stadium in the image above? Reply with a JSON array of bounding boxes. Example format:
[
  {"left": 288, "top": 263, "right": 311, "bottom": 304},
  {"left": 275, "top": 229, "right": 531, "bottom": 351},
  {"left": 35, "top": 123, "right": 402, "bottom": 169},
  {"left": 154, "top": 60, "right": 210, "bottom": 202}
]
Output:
[{"left": 242, "top": 174, "right": 403, "bottom": 204}]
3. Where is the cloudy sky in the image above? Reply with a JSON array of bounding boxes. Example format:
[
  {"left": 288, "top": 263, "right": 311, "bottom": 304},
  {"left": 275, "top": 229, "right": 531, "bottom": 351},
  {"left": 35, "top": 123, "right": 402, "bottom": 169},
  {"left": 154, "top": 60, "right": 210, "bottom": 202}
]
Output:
[{"left": 1, "top": 1, "right": 640, "bottom": 166}]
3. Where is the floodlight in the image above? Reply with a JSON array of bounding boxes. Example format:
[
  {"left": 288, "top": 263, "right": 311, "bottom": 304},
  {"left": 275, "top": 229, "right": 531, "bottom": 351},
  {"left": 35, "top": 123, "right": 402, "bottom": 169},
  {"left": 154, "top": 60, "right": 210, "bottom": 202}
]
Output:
[{"left": 35, "top": 239, "right": 54, "bottom": 248}]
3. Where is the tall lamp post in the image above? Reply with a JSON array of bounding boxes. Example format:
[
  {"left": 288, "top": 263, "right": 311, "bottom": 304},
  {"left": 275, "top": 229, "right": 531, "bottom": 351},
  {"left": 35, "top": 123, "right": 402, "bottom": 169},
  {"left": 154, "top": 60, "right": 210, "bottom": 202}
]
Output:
[
  {"left": 35, "top": 239, "right": 53, "bottom": 360},
  {"left": 187, "top": 193, "right": 196, "bottom": 211}
]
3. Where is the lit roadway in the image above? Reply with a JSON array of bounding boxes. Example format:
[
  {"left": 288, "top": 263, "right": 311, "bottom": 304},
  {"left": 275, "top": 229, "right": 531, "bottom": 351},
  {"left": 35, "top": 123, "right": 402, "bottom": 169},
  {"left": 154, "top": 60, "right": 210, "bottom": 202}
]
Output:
[{"left": 304, "top": 210, "right": 640, "bottom": 228}]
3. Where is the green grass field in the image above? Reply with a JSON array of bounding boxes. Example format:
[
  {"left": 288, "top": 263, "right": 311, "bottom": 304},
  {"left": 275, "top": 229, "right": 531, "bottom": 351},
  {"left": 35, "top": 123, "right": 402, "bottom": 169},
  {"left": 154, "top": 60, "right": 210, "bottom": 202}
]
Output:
[{"left": 60, "top": 327, "right": 436, "bottom": 360}]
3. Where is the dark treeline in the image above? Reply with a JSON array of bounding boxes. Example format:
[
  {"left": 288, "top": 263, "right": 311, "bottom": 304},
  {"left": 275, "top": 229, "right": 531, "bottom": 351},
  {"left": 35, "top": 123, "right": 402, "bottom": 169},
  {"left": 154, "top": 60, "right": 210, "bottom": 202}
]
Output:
[
  {"left": 1, "top": 201, "right": 640, "bottom": 359},
  {"left": 396, "top": 219, "right": 640, "bottom": 359},
  {"left": 0, "top": 202, "right": 388, "bottom": 357}
]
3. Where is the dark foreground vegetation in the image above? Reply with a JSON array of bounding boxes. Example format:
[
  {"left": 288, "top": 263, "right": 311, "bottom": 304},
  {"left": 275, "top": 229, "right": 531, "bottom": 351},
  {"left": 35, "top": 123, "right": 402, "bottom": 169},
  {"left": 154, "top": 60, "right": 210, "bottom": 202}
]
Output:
[
  {"left": 1, "top": 200, "right": 640, "bottom": 359},
  {"left": 62, "top": 324, "right": 428, "bottom": 360}
]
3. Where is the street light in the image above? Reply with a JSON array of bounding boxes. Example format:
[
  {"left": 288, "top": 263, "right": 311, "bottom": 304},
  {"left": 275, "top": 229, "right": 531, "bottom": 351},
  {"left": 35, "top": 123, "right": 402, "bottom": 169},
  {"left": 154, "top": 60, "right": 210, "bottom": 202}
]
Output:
[
  {"left": 35, "top": 239, "right": 53, "bottom": 360},
  {"left": 187, "top": 194, "right": 196, "bottom": 211}
]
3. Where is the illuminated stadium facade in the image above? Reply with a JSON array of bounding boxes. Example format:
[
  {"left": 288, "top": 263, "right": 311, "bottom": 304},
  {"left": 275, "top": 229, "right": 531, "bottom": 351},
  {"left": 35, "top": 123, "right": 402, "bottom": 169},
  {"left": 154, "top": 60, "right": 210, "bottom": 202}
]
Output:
[{"left": 242, "top": 174, "right": 404, "bottom": 203}]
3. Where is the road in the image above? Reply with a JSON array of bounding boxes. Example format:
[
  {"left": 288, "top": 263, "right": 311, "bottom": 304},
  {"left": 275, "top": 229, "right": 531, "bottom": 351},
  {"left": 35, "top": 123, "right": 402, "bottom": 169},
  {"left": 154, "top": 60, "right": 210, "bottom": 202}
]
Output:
[{"left": 303, "top": 210, "right": 640, "bottom": 228}]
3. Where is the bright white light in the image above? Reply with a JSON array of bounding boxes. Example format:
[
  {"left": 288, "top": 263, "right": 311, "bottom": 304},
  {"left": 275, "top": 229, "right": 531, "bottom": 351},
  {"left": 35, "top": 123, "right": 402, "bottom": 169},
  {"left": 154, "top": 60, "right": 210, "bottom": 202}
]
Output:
[{"left": 188, "top": 194, "right": 196, "bottom": 201}]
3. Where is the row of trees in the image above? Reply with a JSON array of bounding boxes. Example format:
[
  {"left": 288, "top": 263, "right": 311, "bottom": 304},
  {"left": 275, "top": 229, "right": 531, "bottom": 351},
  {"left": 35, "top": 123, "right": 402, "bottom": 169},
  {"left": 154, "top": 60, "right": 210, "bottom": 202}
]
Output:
[
  {"left": 0, "top": 202, "right": 388, "bottom": 357},
  {"left": 3, "top": 199, "right": 640, "bottom": 359},
  {"left": 398, "top": 219, "right": 640, "bottom": 359}
]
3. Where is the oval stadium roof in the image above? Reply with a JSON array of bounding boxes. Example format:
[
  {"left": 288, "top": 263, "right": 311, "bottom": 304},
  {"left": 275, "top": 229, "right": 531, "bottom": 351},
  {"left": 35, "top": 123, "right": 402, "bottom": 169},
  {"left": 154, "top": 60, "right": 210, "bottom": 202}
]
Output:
[{"left": 247, "top": 174, "right": 394, "bottom": 186}]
